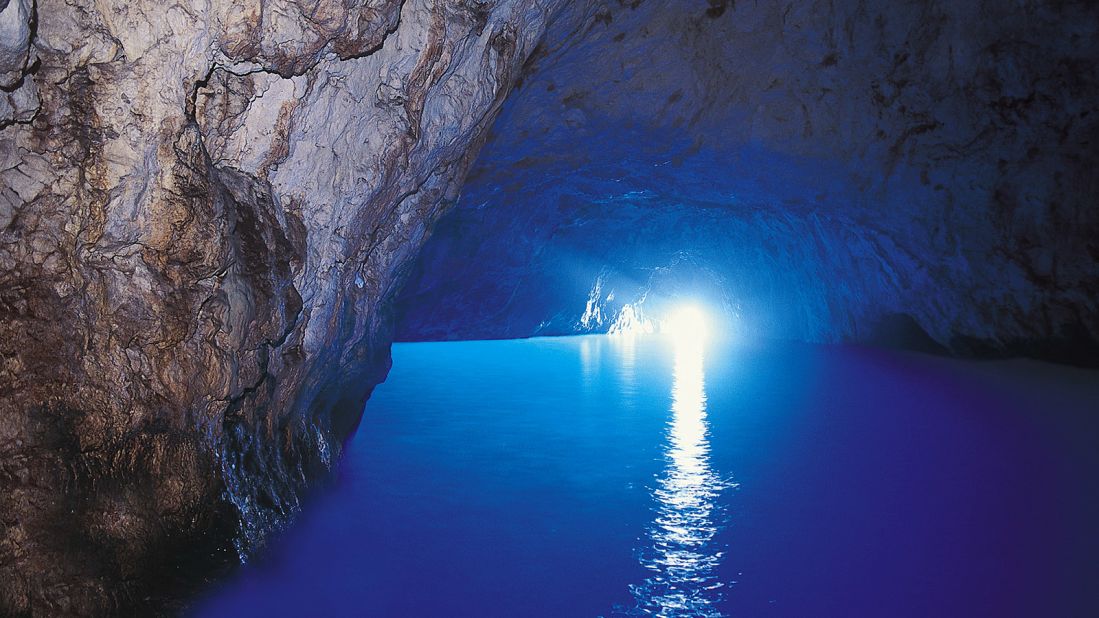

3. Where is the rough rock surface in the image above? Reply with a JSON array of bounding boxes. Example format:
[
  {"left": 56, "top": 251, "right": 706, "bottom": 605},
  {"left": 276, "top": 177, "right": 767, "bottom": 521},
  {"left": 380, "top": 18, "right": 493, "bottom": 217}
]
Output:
[
  {"left": 397, "top": 0, "right": 1099, "bottom": 363},
  {"left": 0, "top": 0, "right": 561, "bottom": 613}
]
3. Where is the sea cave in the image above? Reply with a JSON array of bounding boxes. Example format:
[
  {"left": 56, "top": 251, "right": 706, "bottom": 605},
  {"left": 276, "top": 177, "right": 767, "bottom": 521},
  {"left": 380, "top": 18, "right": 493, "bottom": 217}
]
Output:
[{"left": 1, "top": 0, "right": 1097, "bottom": 616}]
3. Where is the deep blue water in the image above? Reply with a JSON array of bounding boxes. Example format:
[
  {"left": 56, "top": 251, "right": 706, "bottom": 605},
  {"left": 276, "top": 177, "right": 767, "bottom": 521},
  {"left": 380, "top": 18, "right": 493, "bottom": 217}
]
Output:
[{"left": 194, "top": 336, "right": 1099, "bottom": 617}]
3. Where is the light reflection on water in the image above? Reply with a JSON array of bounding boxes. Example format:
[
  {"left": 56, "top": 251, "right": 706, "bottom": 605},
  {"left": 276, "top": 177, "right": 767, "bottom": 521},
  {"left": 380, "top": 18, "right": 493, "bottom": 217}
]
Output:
[
  {"left": 193, "top": 336, "right": 1099, "bottom": 618},
  {"left": 626, "top": 336, "right": 733, "bottom": 617}
]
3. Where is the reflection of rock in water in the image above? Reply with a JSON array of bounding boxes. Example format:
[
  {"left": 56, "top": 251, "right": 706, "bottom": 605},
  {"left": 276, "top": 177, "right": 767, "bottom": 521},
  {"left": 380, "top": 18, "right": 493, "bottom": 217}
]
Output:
[{"left": 619, "top": 338, "right": 733, "bottom": 617}]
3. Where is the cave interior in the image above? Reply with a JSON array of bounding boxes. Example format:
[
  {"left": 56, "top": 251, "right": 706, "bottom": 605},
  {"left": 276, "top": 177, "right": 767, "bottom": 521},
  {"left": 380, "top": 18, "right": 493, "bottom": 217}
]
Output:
[{"left": 1, "top": 0, "right": 1098, "bottom": 615}]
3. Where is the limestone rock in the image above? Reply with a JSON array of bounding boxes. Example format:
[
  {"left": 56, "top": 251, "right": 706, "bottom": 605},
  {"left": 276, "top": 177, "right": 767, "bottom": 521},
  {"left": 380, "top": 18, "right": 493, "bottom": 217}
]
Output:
[
  {"left": 0, "top": 0, "right": 562, "bottom": 613},
  {"left": 0, "top": 0, "right": 33, "bottom": 88}
]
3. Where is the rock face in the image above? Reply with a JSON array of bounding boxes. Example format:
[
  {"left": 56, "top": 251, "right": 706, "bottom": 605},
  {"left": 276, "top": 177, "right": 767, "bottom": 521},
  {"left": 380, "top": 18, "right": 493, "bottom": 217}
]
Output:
[
  {"left": 397, "top": 0, "right": 1099, "bottom": 363},
  {"left": 0, "top": 0, "right": 562, "bottom": 613}
]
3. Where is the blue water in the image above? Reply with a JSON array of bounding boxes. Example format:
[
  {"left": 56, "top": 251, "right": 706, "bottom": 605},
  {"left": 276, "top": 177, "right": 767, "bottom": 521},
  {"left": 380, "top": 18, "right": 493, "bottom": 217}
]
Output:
[{"left": 194, "top": 336, "right": 1099, "bottom": 617}]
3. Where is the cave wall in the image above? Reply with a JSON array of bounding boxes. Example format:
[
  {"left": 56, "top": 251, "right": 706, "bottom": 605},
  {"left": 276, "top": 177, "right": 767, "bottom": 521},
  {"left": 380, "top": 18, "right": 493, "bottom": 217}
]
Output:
[
  {"left": 0, "top": 0, "right": 566, "bottom": 613},
  {"left": 397, "top": 0, "right": 1099, "bottom": 361}
]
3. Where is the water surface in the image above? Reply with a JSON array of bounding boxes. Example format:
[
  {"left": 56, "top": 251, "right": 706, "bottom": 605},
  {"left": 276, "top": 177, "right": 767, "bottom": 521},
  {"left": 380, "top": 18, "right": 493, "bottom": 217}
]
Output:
[{"left": 195, "top": 336, "right": 1099, "bottom": 617}]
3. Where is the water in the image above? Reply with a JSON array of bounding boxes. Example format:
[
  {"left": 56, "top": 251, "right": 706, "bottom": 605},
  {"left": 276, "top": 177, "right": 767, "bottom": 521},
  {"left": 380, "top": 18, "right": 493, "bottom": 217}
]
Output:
[{"left": 194, "top": 336, "right": 1099, "bottom": 617}]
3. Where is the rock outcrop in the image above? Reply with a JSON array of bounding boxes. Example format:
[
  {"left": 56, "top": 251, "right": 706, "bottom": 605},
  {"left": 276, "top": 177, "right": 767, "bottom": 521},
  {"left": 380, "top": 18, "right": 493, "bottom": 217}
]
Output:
[
  {"left": 0, "top": 0, "right": 562, "bottom": 613},
  {"left": 397, "top": 0, "right": 1099, "bottom": 363}
]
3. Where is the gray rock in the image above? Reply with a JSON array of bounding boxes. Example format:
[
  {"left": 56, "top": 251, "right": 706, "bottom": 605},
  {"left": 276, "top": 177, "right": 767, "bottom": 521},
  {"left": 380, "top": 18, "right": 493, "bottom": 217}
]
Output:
[
  {"left": 0, "top": 0, "right": 564, "bottom": 613},
  {"left": 0, "top": 0, "right": 32, "bottom": 88}
]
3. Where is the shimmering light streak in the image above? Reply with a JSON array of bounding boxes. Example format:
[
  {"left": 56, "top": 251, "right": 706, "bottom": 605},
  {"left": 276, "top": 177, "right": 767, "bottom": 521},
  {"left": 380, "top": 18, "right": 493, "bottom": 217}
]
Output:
[{"left": 629, "top": 334, "right": 732, "bottom": 617}]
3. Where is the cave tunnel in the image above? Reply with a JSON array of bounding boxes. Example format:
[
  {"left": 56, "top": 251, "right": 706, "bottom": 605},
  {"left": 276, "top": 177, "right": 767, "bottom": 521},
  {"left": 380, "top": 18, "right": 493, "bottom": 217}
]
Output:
[
  {"left": 2, "top": 0, "right": 1098, "bottom": 616},
  {"left": 395, "top": 1, "right": 1098, "bottom": 360}
]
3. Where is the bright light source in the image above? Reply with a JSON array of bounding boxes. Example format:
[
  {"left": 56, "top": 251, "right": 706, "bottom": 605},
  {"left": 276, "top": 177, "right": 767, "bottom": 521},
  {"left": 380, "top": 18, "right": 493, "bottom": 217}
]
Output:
[{"left": 662, "top": 304, "right": 709, "bottom": 340}]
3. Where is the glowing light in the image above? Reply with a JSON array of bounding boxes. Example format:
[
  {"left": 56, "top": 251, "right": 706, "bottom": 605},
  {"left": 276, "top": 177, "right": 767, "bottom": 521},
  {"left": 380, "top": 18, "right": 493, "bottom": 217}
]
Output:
[
  {"left": 628, "top": 322, "right": 731, "bottom": 615},
  {"left": 662, "top": 304, "right": 710, "bottom": 341}
]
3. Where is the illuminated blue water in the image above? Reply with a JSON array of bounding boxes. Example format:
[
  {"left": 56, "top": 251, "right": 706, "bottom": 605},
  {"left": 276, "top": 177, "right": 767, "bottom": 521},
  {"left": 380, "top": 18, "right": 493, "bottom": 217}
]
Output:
[{"left": 194, "top": 336, "right": 1099, "bottom": 617}]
